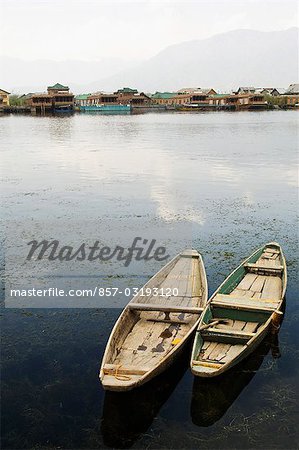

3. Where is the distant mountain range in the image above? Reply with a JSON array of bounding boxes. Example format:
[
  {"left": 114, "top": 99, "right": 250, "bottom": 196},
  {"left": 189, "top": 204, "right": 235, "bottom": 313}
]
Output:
[{"left": 1, "top": 28, "right": 298, "bottom": 94}]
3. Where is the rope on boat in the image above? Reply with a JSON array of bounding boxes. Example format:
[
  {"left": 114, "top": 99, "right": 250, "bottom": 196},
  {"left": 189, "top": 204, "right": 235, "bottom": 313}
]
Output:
[{"left": 113, "top": 364, "right": 132, "bottom": 381}]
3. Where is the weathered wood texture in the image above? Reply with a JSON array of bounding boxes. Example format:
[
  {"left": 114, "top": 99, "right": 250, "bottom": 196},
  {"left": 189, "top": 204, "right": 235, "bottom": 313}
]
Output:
[
  {"left": 191, "top": 243, "right": 286, "bottom": 378},
  {"left": 100, "top": 250, "right": 208, "bottom": 390}
]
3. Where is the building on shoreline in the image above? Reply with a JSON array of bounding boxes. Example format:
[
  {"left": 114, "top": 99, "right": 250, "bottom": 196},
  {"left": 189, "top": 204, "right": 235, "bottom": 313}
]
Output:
[
  {"left": 151, "top": 89, "right": 217, "bottom": 107},
  {"left": 26, "top": 83, "right": 74, "bottom": 113},
  {"left": 0, "top": 89, "right": 10, "bottom": 107},
  {"left": 4, "top": 82, "right": 298, "bottom": 114},
  {"left": 234, "top": 87, "right": 256, "bottom": 95},
  {"left": 87, "top": 92, "right": 119, "bottom": 106},
  {"left": 177, "top": 87, "right": 217, "bottom": 96},
  {"left": 151, "top": 92, "right": 176, "bottom": 105},
  {"left": 74, "top": 94, "right": 90, "bottom": 108},
  {"left": 114, "top": 87, "right": 151, "bottom": 105},
  {"left": 75, "top": 87, "right": 151, "bottom": 109},
  {"left": 258, "top": 88, "right": 285, "bottom": 96},
  {"left": 283, "top": 84, "right": 299, "bottom": 107}
]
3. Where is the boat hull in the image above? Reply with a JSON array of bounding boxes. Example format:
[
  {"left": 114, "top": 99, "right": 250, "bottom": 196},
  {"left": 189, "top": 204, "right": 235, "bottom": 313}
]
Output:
[
  {"left": 101, "top": 325, "right": 194, "bottom": 391},
  {"left": 191, "top": 242, "right": 287, "bottom": 378},
  {"left": 80, "top": 104, "right": 131, "bottom": 113},
  {"left": 100, "top": 250, "right": 208, "bottom": 391}
]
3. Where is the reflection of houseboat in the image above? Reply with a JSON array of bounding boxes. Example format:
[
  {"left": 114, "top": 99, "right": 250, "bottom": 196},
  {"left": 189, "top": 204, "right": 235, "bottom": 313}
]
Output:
[
  {"left": 54, "top": 104, "right": 74, "bottom": 113},
  {"left": 178, "top": 103, "right": 215, "bottom": 111}
]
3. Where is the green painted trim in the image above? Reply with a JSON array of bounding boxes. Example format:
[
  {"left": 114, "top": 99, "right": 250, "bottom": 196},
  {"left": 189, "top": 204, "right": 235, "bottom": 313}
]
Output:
[
  {"left": 202, "top": 306, "right": 213, "bottom": 324},
  {"left": 219, "top": 246, "right": 265, "bottom": 294},
  {"left": 219, "top": 265, "right": 245, "bottom": 294},
  {"left": 192, "top": 306, "right": 212, "bottom": 359},
  {"left": 201, "top": 334, "right": 249, "bottom": 345},
  {"left": 212, "top": 306, "right": 271, "bottom": 323},
  {"left": 192, "top": 333, "right": 203, "bottom": 359},
  {"left": 247, "top": 247, "right": 264, "bottom": 263}
]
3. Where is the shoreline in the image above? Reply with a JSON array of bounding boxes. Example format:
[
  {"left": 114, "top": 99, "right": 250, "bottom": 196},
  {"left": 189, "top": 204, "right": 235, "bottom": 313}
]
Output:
[{"left": 1, "top": 104, "right": 298, "bottom": 115}]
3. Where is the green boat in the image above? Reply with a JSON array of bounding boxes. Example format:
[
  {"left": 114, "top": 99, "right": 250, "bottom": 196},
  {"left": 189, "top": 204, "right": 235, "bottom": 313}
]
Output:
[{"left": 191, "top": 242, "right": 287, "bottom": 377}]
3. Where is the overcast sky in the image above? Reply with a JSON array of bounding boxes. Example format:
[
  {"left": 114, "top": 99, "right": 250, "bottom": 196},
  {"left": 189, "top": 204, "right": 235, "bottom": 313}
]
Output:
[{"left": 0, "top": 0, "right": 298, "bottom": 61}]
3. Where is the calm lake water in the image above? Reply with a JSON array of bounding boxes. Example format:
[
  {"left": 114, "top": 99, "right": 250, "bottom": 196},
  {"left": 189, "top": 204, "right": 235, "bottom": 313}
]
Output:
[{"left": 0, "top": 111, "right": 298, "bottom": 449}]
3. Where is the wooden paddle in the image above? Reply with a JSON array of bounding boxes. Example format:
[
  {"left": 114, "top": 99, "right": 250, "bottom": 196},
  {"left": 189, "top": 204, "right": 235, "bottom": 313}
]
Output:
[{"left": 199, "top": 319, "right": 229, "bottom": 331}]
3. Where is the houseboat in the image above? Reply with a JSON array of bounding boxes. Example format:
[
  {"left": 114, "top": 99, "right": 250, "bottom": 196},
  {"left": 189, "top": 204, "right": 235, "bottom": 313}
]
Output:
[
  {"left": 26, "top": 83, "right": 74, "bottom": 114},
  {"left": 80, "top": 104, "right": 131, "bottom": 113},
  {"left": 79, "top": 92, "right": 131, "bottom": 113}
]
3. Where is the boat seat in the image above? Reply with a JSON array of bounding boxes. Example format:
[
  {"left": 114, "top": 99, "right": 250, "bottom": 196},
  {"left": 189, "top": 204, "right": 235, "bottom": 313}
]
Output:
[
  {"left": 103, "top": 364, "right": 148, "bottom": 376},
  {"left": 180, "top": 249, "right": 199, "bottom": 258},
  {"left": 244, "top": 262, "right": 283, "bottom": 275},
  {"left": 200, "top": 327, "right": 254, "bottom": 340},
  {"left": 128, "top": 303, "right": 203, "bottom": 314},
  {"left": 212, "top": 294, "right": 276, "bottom": 312},
  {"left": 192, "top": 360, "right": 224, "bottom": 368}
]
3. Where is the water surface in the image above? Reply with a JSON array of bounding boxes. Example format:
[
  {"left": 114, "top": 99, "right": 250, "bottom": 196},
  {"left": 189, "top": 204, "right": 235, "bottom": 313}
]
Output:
[{"left": 0, "top": 111, "right": 298, "bottom": 449}]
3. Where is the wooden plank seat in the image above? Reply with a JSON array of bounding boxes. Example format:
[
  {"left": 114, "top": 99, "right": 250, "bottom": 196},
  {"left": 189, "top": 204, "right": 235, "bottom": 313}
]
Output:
[
  {"left": 180, "top": 249, "right": 200, "bottom": 258},
  {"left": 211, "top": 301, "right": 274, "bottom": 314},
  {"left": 103, "top": 364, "right": 149, "bottom": 376},
  {"left": 263, "top": 248, "right": 280, "bottom": 255},
  {"left": 192, "top": 360, "right": 223, "bottom": 368},
  {"left": 212, "top": 318, "right": 260, "bottom": 333},
  {"left": 128, "top": 303, "right": 203, "bottom": 314},
  {"left": 269, "top": 248, "right": 280, "bottom": 253},
  {"left": 245, "top": 262, "right": 283, "bottom": 275},
  {"left": 201, "top": 327, "right": 255, "bottom": 340},
  {"left": 212, "top": 294, "right": 278, "bottom": 311}
]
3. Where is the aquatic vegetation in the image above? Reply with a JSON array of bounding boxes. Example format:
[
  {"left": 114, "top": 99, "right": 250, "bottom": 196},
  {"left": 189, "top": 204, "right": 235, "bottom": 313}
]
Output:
[{"left": 1, "top": 112, "right": 298, "bottom": 449}]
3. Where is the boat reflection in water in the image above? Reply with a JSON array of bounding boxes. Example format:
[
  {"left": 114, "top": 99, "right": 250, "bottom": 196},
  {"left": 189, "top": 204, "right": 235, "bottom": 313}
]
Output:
[
  {"left": 191, "top": 333, "right": 281, "bottom": 427},
  {"left": 101, "top": 345, "right": 191, "bottom": 448}
]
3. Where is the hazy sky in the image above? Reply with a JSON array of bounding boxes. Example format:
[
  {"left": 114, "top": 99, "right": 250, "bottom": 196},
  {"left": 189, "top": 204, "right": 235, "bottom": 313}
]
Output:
[{"left": 0, "top": 0, "right": 298, "bottom": 61}]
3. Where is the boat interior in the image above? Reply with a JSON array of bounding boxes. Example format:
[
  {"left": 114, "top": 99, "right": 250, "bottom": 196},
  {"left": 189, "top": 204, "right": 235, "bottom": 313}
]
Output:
[
  {"left": 192, "top": 244, "right": 284, "bottom": 372},
  {"left": 101, "top": 251, "right": 207, "bottom": 387}
]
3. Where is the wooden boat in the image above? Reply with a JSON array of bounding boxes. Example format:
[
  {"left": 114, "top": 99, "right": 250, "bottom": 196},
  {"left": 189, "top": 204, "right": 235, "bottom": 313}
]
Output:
[
  {"left": 100, "top": 249, "right": 208, "bottom": 391},
  {"left": 191, "top": 242, "right": 287, "bottom": 377}
]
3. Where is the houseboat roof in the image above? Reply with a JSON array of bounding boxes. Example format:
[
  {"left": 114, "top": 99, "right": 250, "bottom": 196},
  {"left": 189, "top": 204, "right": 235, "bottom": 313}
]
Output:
[
  {"left": 116, "top": 87, "right": 138, "bottom": 94},
  {"left": 177, "top": 87, "right": 201, "bottom": 93},
  {"left": 194, "top": 88, "right": 216, "bottom": 94},
  {"left": 0, "top": 88, "right": 11, "bottom": 94},
  {"left": 257, "top": 87, "right": 286, "bottom": 95},
  {"left": 285, "top": 83, "right": 299, "bottom": 94},
  {"left": 274, "top": 88, "right": 287, "bottom": 94},
  {"left": 151, "top": 92, "right": 176, "bottom": 99},
  {"left": 47, "top": 83, "right": 69, "bottom": 90},
  {"left": 235, "top": 87, "right": 256, "bottom": 93},
  {"left": 88, "top": 92, "right": 118, "bottom": 98},
  {"left": 177, "top": 88, "right": 216, "bottom": 95},
  {"left": 75, "top": 94, "right": 91, "bottom": 100}
]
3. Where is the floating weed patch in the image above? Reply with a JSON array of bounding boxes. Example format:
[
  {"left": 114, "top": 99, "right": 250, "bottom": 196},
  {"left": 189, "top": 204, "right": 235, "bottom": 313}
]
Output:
[
  {"left": 223, "top": 251, "right": 235, "bottom": 259},
  {"left": 260, "top": 382, "right": 297, "bottom": 413}
]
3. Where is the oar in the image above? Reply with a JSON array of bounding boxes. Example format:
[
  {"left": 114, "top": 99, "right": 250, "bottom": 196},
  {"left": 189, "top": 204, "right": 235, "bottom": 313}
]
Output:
[{"left": 199, "top": 319, "right": 229, "bottom": 331}]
